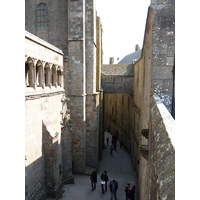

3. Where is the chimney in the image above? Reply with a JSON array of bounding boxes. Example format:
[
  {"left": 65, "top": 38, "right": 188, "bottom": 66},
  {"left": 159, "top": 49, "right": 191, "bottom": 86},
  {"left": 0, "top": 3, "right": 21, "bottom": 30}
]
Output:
[
  {"left": 135, "top": 44, "right": 140, "bottom": 51},
  {"left": 109, "top": 57, "right": 114, "bottom": 64}
]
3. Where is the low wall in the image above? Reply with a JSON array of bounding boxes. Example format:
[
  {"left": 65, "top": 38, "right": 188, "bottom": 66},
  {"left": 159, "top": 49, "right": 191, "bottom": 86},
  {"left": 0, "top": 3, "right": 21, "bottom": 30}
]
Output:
[{"left": 147, "top": 94, "right": 175, "bottom": 199}]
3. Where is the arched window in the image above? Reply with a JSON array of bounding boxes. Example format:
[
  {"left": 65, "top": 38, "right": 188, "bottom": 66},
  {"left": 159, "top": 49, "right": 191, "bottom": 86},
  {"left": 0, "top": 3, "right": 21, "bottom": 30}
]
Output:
[
  {"left": 36, "top": 3, "right": 48, "bottom": 29},
  {"left": 26, "top": 57, "right": 35, "bottom": 88}
]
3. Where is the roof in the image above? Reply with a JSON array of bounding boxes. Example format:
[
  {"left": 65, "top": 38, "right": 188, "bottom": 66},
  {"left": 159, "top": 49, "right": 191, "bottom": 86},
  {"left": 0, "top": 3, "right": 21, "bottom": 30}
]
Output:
[
  {"left": 101, "top": 64, "right": 133, "bottom": 76},
  {"left": 118, "top": 48, "right": 142, "bottom": 64}
]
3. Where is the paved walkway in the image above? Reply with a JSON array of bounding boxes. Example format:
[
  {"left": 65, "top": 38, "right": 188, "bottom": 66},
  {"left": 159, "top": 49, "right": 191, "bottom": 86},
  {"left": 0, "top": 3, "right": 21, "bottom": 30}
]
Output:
[{"left": 47, "top": 132, "right": 138, "bottom": 200}]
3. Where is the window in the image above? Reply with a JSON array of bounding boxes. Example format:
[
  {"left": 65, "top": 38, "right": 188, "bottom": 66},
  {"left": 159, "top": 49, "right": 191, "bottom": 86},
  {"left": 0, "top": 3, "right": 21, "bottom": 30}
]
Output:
[
  {"left": 36, "top": 4, "right": 48, "bottom": 29},
  {"left": 115, "top": 77, "right": 124, "bottom": 83}
]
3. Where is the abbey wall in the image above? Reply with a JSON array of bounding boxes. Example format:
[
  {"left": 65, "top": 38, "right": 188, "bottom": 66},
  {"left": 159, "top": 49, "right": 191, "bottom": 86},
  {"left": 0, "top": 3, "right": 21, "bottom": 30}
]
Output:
[
  {"left": 25, "top": 0, "right": 103, "bottom": 199},
  {"left": 25, "top": 31, "right": 69, "bottom": 199}
]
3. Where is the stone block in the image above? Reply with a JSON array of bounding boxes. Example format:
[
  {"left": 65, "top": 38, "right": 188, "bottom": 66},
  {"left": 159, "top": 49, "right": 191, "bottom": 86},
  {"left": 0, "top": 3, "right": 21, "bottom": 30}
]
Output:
[
  {"left": 152, "top": 44, "right": 168, "bottom": 55},
  {"left": 166, "top": 56, "right": 174, "bottom": 66},
  {"left": 167, "top": 45, "right": 175, "bottom": 56},
  {"left": 151, "top": 66, "right": 173, "bottom": 79}
]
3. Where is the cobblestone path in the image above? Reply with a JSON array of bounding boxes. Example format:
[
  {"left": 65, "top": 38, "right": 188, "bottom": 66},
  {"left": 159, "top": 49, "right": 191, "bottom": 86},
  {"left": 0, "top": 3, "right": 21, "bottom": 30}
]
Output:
[{"left": 47, "top": 132, "right": 138, "bottom": 200}]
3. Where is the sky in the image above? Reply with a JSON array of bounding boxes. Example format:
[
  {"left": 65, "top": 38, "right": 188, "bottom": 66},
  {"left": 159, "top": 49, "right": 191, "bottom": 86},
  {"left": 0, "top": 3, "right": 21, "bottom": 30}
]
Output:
[{"left": 96, "top": 0, "right": 150, "bottom": 64}]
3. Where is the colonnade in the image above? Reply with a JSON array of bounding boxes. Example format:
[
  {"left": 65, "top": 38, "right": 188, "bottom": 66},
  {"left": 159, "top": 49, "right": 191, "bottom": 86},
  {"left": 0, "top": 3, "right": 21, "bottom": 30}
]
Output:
[{"left": 25, "top": 56, "right": 63, "bottom": 90}]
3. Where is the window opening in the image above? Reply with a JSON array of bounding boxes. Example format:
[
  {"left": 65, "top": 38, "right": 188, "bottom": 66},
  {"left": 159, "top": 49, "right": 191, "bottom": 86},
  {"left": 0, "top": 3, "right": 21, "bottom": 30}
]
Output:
[{"left": 36, "top": 3, "right": 48, "bottom": 29}]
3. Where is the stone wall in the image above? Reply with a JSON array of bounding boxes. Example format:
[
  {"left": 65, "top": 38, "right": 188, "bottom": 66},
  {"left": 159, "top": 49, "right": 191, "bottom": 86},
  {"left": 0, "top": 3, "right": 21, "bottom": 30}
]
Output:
[
  {"left": 96, "top": 15, "right": 104, "bottom": 161},
  {"left": 25, "top": 31, "right": 73, "bottom": 199},
  {"left": 101, "top": 64, "right": 134, "bottom": 94},
  {"left": 151, "top": 0, "right": 175, "bottom": 114},
  {"left": 131, "top": 5, "right": 175, "bottom": 199},
  {"left": 25, "top": 93, "right": 64, "bottom": 199},
  {"left": 102, "top": 75, "right": 134, "bottom": 94},
  {"left": 25, "top": 0, "right": 68, "bottom": 55},
  {"left": 26, "top": 0, "right": 103, "bottom": 175},
  {"left": 147, "top": 94, "right": 175, "bottom": 199},
  {"left": 104, "top": 93, "right": 133, "bottom": 153}
]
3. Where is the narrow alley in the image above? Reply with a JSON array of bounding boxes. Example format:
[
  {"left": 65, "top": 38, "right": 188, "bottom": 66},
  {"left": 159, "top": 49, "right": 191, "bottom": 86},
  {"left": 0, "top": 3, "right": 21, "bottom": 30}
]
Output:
[{"left": 54, "top": 131, "right": 138, "bottom": 200}]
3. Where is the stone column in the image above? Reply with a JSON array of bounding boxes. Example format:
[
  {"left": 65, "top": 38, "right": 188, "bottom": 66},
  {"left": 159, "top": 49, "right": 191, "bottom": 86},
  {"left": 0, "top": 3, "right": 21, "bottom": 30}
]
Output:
[
  {"left": 85, "top": 0, "right": 100, "bottom": 169},
  {"left": 52, "top": 66, "right": 57, "bottom": 87},
  {"left": 67, "top": 0, "right": 86, "bottom": 173},
  {"left": 38, "top": 64, "right": 44, "bottom": 87},
  {"left": 41, "top": 67, "right": 45, "bottom": 89},
  {"left": 28, "top": 62, "right": 36, "bottom": 89},
  {"left": 45, "top": 66, "right": 51, "bottom": 88}
]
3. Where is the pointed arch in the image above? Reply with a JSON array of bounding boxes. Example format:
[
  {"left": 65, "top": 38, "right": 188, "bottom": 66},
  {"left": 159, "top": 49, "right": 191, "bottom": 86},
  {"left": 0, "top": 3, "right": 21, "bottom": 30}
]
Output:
[{"left": 25, "top": 57, "right": 35, "bottom": 87}]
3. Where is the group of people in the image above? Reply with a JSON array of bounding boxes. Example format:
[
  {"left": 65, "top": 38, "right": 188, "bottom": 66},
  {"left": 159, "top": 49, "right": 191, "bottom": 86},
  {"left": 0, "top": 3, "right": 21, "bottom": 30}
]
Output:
[
  {"left": 107, "top": 135, "right": 121, "bottom": 155},
  {"left": 125, "top": 183, "right": 136, "bottom": 200},
  {"left": 90, "top": 170, "right": 135, "bottom": 200}
]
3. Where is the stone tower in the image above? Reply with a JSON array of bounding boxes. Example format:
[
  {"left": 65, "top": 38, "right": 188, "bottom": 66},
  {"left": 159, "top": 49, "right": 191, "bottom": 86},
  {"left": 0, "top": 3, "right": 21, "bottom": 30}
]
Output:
[{"left": 25, "top": 0, "right": 102, "bottom": 176}]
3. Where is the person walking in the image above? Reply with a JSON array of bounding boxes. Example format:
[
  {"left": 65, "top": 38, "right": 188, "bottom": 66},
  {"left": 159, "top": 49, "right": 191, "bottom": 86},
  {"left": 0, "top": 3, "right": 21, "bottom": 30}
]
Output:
[
  {"left": 90, "top": 171, "right": 97, "bottom": 191},
  {"left": 109, "top": 179, "right": 118, "bottom": 200},
  {"left": 100, "top": 171, "right": 109, "bottom": 193}
]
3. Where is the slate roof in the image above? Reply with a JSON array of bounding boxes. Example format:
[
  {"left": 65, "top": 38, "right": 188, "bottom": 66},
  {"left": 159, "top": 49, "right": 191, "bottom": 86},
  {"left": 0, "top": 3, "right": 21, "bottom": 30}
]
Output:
[
  {"left": 118, "top": 48, "right": 142, "bottom": 64},
  {"left": 101, "top": 64, "right": 133, "bottom": 76}
]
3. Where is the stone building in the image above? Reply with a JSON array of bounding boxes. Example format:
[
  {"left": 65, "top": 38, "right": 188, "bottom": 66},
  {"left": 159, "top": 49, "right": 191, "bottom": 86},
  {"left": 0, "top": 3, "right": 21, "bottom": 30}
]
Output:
[
  {"left": 101, "top": 54, "right": 140, "bottom": 152},
  {"left": 25, "top": 31, "right": 68, "bottom": 199},
  {"left": 25, "top": 0, "right": 175, "bottom": 199},
  {"left": 25, "top": 0, "right": 103, "bottom": 199}
]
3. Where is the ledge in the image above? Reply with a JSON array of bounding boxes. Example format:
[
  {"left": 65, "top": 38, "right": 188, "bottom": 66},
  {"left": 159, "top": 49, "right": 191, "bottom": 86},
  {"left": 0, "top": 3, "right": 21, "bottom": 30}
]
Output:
[{"left": 25, "top": 87, "right": 64, "bottom": 100}]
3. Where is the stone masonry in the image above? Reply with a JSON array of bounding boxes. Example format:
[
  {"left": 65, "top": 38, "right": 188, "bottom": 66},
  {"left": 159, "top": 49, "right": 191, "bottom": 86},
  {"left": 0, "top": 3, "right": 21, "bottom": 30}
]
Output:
[
  {"left": 151, "top": 0, "right": 175, "bottom": 114},
  {"left": 25, "top": 31, "right": 66, "bottom": 199},
  {"left": 25, "top": 0, "right": 103, "bottom": 192},
  {"left": 25, "top": 0, "right": 175, "bottom": 199},
  {"left": 102, "top": 4, "right": 175, "bottom": 199}
]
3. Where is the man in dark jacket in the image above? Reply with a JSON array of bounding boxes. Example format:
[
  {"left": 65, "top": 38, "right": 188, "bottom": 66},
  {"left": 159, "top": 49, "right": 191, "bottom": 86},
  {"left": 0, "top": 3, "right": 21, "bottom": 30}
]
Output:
[
  {"left": 100, "top": 171, "right": 109, "bottom": 193},
  {"left": 109, "top": 179, "right": 118, "bottom": 200},
  {"left": 90, "top": 171, "right": 97, "bottom": 191}
]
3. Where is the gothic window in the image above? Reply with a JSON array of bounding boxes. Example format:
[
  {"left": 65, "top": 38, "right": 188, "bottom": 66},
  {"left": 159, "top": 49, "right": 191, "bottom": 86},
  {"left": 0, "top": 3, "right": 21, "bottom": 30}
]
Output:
[{"left": 36, "top": 3, "right": 48, "bottom": 29}]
